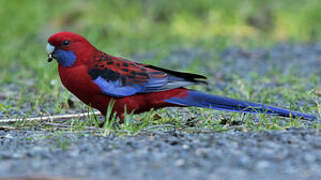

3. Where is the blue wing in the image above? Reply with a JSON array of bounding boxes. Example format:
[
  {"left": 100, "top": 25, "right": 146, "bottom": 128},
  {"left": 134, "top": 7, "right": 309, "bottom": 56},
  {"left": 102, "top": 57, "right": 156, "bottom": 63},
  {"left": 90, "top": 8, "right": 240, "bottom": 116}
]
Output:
[
  {"left": 87, "top": 55, "right": 207, "bottom": 97},
  {"left": 91, "top": 74, "right": 169, "bottom": 97}
]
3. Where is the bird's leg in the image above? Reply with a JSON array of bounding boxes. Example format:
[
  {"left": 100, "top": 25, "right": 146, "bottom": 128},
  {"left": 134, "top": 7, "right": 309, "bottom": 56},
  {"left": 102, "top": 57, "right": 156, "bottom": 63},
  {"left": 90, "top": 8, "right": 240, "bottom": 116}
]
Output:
[
  {"left": 99, "top": 110, "right": 124, "bottom": 128},
  {"left": 99, "top": 121, "right": 105, "bottom": 128}
]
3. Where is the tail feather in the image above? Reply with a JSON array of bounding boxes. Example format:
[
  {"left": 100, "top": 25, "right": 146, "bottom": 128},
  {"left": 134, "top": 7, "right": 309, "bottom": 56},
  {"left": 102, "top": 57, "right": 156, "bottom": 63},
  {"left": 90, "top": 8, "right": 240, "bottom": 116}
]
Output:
[{"left": 164, "top": 90, "right": 315, "bottom": 120}]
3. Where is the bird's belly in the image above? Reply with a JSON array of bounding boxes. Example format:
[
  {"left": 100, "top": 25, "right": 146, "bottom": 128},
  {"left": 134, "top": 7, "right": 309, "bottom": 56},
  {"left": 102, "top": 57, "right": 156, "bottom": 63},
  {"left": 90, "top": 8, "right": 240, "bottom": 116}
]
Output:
[{"left": 58, "top": 65, "right": 106, "bottom": 107}]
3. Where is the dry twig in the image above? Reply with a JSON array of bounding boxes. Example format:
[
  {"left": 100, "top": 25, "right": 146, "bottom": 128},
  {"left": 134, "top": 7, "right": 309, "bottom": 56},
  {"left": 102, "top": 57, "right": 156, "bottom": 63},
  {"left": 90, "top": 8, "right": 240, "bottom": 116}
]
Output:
[{"left": 0, "top": 111, "right": 101, "bottom": 123}]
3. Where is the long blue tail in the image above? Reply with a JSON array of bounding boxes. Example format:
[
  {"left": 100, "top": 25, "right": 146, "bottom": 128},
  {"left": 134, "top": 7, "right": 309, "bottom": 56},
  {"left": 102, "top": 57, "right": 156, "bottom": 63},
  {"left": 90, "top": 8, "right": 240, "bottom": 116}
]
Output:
[{"left": 164, "top": 90, "right": 315, "bottom": 120}]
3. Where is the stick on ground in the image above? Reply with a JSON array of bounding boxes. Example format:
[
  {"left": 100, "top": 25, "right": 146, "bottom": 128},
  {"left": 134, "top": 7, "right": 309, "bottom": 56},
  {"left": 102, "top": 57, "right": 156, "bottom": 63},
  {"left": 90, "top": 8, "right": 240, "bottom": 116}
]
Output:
[{"left": 0, "top": 111, "right": 101, "bottom": 123}]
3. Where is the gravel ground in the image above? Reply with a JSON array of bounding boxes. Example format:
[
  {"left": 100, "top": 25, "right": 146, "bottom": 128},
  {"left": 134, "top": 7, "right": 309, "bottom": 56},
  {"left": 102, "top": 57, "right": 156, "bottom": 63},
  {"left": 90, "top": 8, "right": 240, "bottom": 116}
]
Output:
[
  {"left": 0, "top": 129, "right": 320, "bottom": 180},
  {"left": 1, "top": 43, "right": 321, "bottom": 180}
]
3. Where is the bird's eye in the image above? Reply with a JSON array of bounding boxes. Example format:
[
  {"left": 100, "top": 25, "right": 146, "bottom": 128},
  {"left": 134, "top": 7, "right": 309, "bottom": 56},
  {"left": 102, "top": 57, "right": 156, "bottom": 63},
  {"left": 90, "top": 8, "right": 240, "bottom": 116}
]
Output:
[{"left": 63, "top": 40, "right": 70, "bottom": 46}]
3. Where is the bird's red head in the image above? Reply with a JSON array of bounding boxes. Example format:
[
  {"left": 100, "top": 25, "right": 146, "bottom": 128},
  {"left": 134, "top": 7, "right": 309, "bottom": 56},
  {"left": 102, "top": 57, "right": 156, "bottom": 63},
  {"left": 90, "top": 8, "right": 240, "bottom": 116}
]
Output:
[{"left": 47, "top": 32, "right": 96, "bottom": 67}]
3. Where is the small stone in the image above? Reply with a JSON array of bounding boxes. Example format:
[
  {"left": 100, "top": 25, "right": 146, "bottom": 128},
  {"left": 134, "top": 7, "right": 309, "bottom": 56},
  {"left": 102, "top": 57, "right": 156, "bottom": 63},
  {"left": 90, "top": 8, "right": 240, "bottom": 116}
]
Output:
[
  {"left": 255, "top": 160, "right": 270, "bottom": 169},
  {"left": 182, "top": 144, "right": 190, "bottom": 149},
  {"left": 5, "top": 134, "right": 13, "bottom": 139},
  {"left": 195, "top": 148, "right": 209, "bottom": 157},
  {"left": 175, "top": 159, "right": 185, "bottom": 167},
  {"left": 304, "top": 154, "right": 316, "bottom": 162}
]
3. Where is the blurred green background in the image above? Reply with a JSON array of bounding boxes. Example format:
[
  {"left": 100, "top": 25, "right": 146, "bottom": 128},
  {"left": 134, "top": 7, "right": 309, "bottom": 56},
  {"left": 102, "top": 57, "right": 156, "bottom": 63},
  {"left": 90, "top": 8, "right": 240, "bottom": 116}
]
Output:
[
  {"left": 0, "top": 0, "right": 320, "bottom": 119},
  {"left": 1, "top": 0, "right": 321, "bottom": 85}
]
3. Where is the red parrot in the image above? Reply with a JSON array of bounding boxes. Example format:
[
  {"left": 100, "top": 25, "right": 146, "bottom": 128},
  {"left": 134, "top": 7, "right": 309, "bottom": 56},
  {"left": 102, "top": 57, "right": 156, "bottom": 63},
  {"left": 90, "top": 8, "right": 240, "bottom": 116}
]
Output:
[{"left": 46, "top": 32, "right": 315, "bottom": 122}]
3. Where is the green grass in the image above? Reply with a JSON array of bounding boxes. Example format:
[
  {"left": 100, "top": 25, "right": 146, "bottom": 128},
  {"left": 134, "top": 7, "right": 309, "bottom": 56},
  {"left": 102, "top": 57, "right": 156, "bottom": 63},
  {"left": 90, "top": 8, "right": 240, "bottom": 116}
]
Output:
[{"left": 0, "top": 0, "right": 321, "bottom": 134}]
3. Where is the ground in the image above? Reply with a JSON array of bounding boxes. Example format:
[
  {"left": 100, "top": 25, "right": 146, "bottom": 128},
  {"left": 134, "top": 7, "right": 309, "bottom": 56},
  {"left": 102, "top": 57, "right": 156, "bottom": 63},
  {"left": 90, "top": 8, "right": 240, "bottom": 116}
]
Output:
[
  {"left": 1, "top": 129, "right": 321, "bottom": 180},
  {"left": 1, "top": 43, "right": 321, "bottom": 180}
]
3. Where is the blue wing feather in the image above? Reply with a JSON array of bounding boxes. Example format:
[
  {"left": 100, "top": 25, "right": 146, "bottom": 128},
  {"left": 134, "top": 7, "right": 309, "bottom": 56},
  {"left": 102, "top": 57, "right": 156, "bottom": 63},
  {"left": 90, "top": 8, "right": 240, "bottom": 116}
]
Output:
[{"left": 93, "top": 76, "right": 144, "bottom": 97}]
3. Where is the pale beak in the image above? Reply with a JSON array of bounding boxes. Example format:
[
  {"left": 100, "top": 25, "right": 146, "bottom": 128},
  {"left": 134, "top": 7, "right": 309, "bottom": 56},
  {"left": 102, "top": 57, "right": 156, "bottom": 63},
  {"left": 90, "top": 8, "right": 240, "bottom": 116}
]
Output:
[{"left": 46, "top": 43, "right": 56, "bottom": 62}]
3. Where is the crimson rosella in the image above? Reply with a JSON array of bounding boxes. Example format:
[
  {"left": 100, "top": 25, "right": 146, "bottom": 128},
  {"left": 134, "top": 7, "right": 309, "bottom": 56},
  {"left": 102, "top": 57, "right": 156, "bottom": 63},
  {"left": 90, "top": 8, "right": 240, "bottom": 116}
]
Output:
[{"left": 46, "top": 32, "right": 315, "bottom": 122}]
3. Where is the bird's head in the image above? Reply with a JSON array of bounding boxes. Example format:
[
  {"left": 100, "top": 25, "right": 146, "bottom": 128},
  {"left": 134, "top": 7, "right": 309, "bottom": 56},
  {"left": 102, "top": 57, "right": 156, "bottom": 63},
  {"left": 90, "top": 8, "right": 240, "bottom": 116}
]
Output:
[{"left": 47, "top": 32, "right": 95, "bottom": 67}]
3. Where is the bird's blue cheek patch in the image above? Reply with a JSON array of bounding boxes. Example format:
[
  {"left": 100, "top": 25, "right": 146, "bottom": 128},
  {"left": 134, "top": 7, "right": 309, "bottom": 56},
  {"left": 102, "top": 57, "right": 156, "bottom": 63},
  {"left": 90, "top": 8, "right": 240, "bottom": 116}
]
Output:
[{"left": 55, "top": 49, "right": 76, "bottom": 67}]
